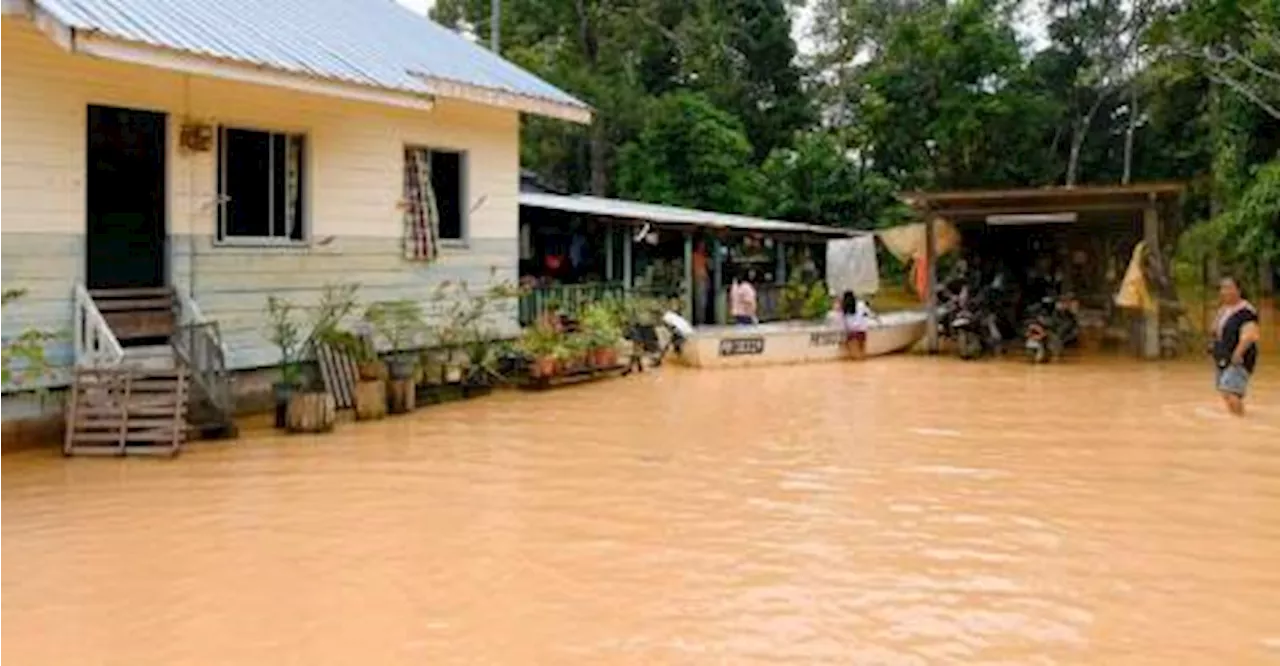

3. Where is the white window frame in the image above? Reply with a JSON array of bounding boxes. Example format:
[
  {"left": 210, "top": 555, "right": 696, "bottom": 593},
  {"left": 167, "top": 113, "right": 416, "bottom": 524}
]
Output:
[
  {"left": 406, "top": 145, "right": 469, "bottom": 247},
  {"left": 216, "top": 126, "right": 309, "bottom": 247}
]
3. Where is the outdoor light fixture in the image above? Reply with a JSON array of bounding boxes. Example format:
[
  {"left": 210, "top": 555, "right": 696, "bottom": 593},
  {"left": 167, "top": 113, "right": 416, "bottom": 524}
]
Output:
[{"left": 986, "top": 212, "right": 1078, "bottom": 225}]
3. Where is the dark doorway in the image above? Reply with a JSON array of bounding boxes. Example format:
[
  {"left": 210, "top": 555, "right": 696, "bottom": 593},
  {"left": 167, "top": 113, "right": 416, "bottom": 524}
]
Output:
[{"left": 86, "top": 105, "right": 167, "bottom": 290}]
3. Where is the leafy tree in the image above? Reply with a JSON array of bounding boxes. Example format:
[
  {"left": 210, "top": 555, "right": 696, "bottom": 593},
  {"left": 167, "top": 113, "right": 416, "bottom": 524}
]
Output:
[
  {"left": 615, "top": 92, "right": 763, "bottom": 213},
  {"left": 851, "top": 0, "right": 1058, "bottom": 189},
  {"left": 433, "top": 0, "right": 810, "bottom": 194},
  {"left": 756, "top": 131, "right": 907, "bottom": 229}
]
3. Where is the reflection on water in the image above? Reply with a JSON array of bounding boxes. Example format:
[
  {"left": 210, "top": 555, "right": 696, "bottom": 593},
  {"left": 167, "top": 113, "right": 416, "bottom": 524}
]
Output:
[{"left": 3, "top": 355, "right": 1278, "bottom": 665}]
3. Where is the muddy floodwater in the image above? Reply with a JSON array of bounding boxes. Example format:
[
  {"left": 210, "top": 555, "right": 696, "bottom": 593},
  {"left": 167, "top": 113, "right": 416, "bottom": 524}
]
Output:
[{"left": 4, "top": 354, "right": 1279, "bottom": 665}]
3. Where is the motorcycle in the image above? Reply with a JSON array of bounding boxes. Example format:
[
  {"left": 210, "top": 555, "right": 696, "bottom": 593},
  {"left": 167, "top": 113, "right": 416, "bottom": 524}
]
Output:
[
  {"left": 1023, "top": 296, "right": 1079, "bottom": 363},
  {"left": 950, "top": 291, "right": 1004, "bottom": 360}
]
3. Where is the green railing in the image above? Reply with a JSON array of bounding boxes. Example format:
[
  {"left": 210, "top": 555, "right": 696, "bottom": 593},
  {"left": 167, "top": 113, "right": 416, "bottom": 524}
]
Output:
[{"left": 518, "top": 282, "right": 682, "bottom": 325}]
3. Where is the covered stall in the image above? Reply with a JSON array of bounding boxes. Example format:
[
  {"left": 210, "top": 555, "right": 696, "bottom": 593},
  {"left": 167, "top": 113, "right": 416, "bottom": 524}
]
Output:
[
  {"left": 518, "top": 186, "right": 861, "bottom": 326},
  {"left": 903, "top": 183, "right": 1185, "bottom": 359}
]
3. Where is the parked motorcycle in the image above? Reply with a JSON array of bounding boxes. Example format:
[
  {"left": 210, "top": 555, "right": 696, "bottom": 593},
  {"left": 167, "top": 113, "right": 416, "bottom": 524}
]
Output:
[
  {"left": 950, "top": 291, "right": 1004, "bottom": 360},
  {"left": 1023, "top": 296, "right": 1079, "bottom": 363}
]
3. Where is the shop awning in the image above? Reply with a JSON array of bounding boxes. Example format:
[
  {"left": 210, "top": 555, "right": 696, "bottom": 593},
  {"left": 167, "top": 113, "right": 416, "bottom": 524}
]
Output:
[{"left": 519, "top": 192, "right": 864, "bottom": 239}]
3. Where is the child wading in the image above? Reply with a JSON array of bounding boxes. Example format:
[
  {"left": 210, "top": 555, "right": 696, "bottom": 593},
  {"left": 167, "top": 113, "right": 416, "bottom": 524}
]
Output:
[{"left": 838, "top": 291, "right": 876, "bottom": 359}]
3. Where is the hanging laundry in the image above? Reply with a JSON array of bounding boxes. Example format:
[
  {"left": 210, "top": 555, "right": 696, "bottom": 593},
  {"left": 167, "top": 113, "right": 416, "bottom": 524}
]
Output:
[
  {"left": 877, "top": 219, "right": 961, "bottom": 263},
  {"left": 1114, "top": 241, "right": 1155, "bottom": 312},
  {"left": 826, "top": 236, "right": 880, "bottom": 296},
  {"left": 569, "top": 234, "right": 587, "bottom": 269},
  {"left": 912, "top": 252, "right": 929, "bottom": 301},
  {"left": 519, "top": 223, "right": 533, "bottom": 261}
]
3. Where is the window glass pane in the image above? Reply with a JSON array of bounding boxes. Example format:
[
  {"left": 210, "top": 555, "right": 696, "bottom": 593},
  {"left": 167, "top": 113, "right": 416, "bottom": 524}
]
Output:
[
  {"left": 223, "top": 128, "right": 270, "bottom": 238},
  {"left": 271, "top": 134, "right": 286, "bottom": 238},
  {"left": 430, "top": 150, "right": 463, "bottom": 240}
]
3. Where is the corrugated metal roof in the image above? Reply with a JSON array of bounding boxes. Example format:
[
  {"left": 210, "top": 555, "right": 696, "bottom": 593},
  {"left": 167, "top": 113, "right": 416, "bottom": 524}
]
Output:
[
  {"left": 520, "top": 192, "right": 863, "bottom": 239},
  {"left": 31, "top": 0, "right": 588, "bottom": 114}
]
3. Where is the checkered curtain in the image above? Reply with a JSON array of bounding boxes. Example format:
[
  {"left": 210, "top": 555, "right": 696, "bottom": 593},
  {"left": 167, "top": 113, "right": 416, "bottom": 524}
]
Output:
[{"left": 403, "top": 147, "right": 440, "bottom": 261}]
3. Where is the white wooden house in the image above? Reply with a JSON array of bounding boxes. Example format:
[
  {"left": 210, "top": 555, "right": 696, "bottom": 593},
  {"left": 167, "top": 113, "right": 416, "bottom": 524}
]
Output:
[{"left": 0, "top": 0, "right": 589, "bottom": 438}]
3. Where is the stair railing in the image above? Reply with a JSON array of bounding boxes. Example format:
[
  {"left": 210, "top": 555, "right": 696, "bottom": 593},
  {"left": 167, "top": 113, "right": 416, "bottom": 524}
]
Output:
[
  {"left": 172, "top": 320, "right": 234, "bottom": 421},
  {"left": 171, "top": 291, "right": 233, "bottom": 422},
  {"left": 73, "top": 283, "right": 125, "bottom": 368}
]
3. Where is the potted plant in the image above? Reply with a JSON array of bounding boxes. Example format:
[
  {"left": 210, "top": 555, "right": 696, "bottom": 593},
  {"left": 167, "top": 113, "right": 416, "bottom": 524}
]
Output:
[
  {"left": 580, "top": 301, "right": 622, "bottom": 368},
  {"left": 2, "top": 289, "right": 60, "bottom": 392},
  {"left": 265, "top": 283, "right": 358, "bottom": 432},
  {"left": 435, "top": 278, "right": 519, "bottom": 385},
  {"left": 517, "top": 321, "right": 562, "bottom": 378},
  {"left": 263, "top": 295, "right": 303, "bottom": 428},
  {"left": 364, "top": 299, "right": 424, "bottom": 380},
  {"left": 327, "top": 329, "right": 387, "bottom": 421},
  {"left": 561, "top": 331, "right": 591, "bottom": 373}
]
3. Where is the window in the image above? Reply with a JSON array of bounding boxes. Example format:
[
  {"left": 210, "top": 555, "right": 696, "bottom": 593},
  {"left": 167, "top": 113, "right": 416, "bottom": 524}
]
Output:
[
  {"left": 217, "top": 127, "right": 305, "bottom": 243},
  {"left": 405, "top": 147, "right": 466, "bottom": 242}
]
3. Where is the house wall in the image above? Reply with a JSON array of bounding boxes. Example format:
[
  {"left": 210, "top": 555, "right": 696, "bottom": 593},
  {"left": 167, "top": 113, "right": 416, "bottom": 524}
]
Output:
[{"left": 1, "top": 19, "right": 521, "bottom": 389}]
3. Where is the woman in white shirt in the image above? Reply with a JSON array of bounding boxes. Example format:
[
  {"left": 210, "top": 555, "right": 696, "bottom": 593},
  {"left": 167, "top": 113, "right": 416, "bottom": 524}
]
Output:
[{"left": 838, "top": 291, "right": 876, "bottom": 359}]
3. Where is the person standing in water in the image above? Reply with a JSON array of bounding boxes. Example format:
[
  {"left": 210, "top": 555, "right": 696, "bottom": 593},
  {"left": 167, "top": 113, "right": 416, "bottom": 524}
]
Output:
[
  {"left": 730, "top": 271, "right": 759, "bottom": 325},
  {"left": 838, "top": 291, "right": 876, "bottom": 359},
  {"left": 1212, "top": 275, "right": 1260, "bottom": 415}
]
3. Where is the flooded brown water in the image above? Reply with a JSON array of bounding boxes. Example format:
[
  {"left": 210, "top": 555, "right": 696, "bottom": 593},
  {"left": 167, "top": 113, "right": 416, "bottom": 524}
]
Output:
[{"left": 4, "top": 354, "right": 1279, "bottom": 665}]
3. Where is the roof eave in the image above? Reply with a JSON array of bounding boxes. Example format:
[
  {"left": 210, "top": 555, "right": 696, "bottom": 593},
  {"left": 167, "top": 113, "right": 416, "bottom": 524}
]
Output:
[
  {"left": 412, "top": 72, "right": 591, "bottom": 123},
  {"left": 16, "top": 9, "right": 439, "bottom": 111}
]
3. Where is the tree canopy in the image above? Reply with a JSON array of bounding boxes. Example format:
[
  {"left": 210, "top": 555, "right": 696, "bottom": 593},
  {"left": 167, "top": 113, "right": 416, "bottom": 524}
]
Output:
[{"left": 433, "top": 0, "right": 1279, "bottom": 270}]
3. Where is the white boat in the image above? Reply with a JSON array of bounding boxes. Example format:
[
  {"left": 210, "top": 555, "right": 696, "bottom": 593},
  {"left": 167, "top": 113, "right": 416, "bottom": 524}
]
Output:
[{"left": 676, "top": 310, "right": 929, "bottom": 369}]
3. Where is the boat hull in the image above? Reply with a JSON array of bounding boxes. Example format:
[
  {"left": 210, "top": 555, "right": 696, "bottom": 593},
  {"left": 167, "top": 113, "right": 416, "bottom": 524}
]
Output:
[{"left": 677, "top": 311, "right": 928, "bottom": 369}]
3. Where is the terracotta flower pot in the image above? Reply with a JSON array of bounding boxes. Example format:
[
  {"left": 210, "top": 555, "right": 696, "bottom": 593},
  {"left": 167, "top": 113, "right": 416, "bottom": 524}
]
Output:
[
  {"left": 531, "top": 355, "right": 558, "bottom": 378},
  {"left": 592, "top": 346, "right": 617, "bottom": 368}
]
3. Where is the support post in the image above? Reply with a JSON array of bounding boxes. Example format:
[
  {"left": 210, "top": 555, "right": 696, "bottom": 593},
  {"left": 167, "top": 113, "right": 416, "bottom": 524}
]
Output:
[
  {"left": 776, "top": 240, "right": 787, "bottom": 284},
  {"left": 1143, "top": 204, "right": 1160, "bottom": 360},
  {"left": 623, "top": 228, "right": 633, "bottom": 291},
  {"left": 605, "top": 227, "right": 615, "bottom": 283},
  {"left": 712, "top": 236, "right": 725, "bottom": 324},
  {"left": 924, "top": 214, "right": 939, "bottom": 354},
  {"left": 683, "top": 232, "right": 694, "bottom": 321}
]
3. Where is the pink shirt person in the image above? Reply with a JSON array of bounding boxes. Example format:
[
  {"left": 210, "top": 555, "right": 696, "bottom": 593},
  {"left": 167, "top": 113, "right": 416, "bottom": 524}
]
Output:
[{"left": 730, "top": 277, "right": 758, "bottom": 325}]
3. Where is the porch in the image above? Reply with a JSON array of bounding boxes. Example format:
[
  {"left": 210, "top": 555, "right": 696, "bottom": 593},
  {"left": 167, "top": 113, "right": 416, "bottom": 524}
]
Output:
[{"left": 517, "top": 189, "right": 861, "bottom": 326}]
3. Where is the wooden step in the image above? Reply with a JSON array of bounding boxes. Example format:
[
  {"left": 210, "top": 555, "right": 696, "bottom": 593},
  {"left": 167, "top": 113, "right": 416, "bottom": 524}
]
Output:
[
  {"left": 95, "top": 297, "right": 174, "bottom": 312},
  {"left": 76, "top": 402, "right": 179, "bottom": 416},
  {"left": 89, "top": 287, "right": 173, "bottom": 298},
  {"left": 75, "top": 414, "right": 187, "bottom": 428}
]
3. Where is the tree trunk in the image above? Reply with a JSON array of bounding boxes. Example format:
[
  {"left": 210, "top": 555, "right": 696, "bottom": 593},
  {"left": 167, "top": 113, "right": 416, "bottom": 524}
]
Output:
[
  {"left": 590, "top": 121, "right": 608, "bottom": 195},
  {"left": 575, "top": 0, "right": 608, "bottom": 195},
  {"left": 1066, "top": 85, "right": 1112, "bottom": 187},
  {"left": 1122, "top": 83, "right": 1138, "bottom": 185},
  {"left": 1065, "top": 130, "right": 1084, "bottom": 187}
]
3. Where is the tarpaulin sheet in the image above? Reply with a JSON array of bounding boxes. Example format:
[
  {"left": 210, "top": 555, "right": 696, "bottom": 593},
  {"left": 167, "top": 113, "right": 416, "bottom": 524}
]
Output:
[
  {"left": 877, "top": 219, "right": 961, "bottom": 263},
  {"left": 1114, "top": 241, "right": 1155, "bottom": 312},
  {"left": 826, "top": 236, "right": 880, "bottom": 296}
]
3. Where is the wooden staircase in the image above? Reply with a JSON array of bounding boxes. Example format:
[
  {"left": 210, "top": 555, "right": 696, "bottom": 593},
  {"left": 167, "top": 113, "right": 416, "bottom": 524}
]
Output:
[{"left": 65, "top": 285, "right": 235, "bottom": 457}]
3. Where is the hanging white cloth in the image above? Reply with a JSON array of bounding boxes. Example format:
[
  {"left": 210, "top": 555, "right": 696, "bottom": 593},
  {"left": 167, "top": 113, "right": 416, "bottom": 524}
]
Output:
[
  {"left": 519, "top": 222, "right": 533, "bottom": 261},
  {"left": 826, "top": 236, "right": 880, "bottom": 296}
]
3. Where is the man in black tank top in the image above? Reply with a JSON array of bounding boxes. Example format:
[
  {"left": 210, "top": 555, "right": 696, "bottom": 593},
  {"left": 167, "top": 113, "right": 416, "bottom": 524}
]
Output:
[{"left": 1212, "top": 276, "right": 1261, "bottom": 415}]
